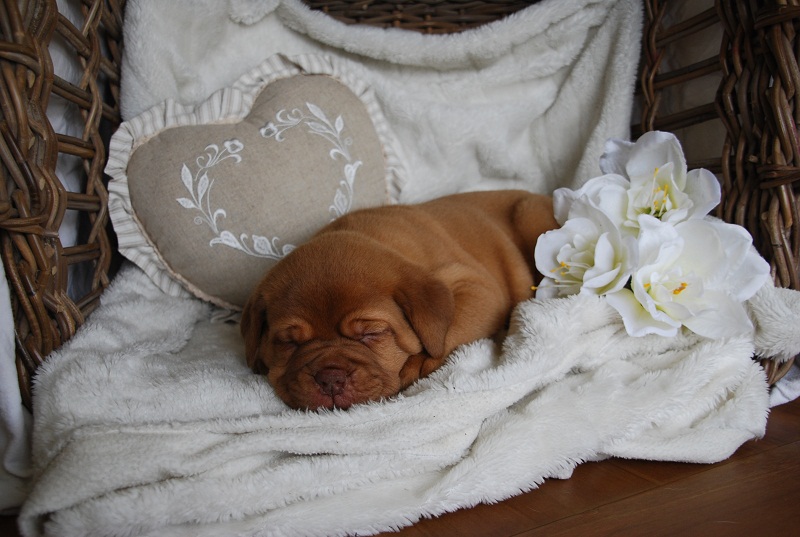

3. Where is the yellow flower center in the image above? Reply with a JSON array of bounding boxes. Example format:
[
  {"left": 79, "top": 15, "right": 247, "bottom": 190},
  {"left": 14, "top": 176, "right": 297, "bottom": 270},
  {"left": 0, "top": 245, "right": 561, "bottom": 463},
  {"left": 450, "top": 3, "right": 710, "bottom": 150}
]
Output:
[
  {"left": 652, "top": 183, "right": 669, "bottom": 216},
  {"left": 672, "top": 282, "right": 688, "bottom": 295},
  {"left": 551, "top": 261, "right": 570, "bottom": 277}
]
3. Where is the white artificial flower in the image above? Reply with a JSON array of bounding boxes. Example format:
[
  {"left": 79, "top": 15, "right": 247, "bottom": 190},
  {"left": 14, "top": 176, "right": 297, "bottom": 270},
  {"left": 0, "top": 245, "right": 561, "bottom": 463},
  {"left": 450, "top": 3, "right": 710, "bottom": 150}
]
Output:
[
  {"left": 553, "top": 173, "right": 629, "bottom": 228},
  {"left": 600, "top": 131, "right": 721, "bottom": 231},
  {"left": 538, "top": 130, "right": 771, "bottom": 339},
  {"left": 535, "top": 201, "right": 636, "bottom": 299},
  {"left": 605, "top": 216, "right": 770, "bottom": 338}
]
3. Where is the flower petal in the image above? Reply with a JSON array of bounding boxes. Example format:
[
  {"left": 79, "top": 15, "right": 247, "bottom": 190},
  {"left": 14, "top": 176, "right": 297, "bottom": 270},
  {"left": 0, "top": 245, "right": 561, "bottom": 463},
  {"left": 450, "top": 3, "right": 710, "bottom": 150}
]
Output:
[
  {"left": 678, "top": 218, "right": 769, "bottom": 300},
  {"left": 599, "top": 138, "right": 633, "bottom": 176},
  {"left": 535, "top": 227, "right": 577, "bottom": 276},
  {"left": 534, "top": 278, "right": 560, "bottom": 299},
  {"left": 683, "top": 168, "right": 721, "bottom": 219},
  {"left": 625, "top": 131, "right": 688, "bottom": 183},
  {"left": 582, "top": 233, "right": 624, "bottom": 292},
  {"left": 682, "top": 289, "right": 754, "bottom": 339},
  {"left": 606, "top": 289, "right": 680, "bottom": 337},
  {"left": 674, "top": 219, "right": 724, "bottom": 280},
  {"left": 553, "top": 174, "right": 629, "bottom": 226},
  {"left": 636, "top": 215, "right": 682, "bottom": 266},
  {"left": 731, "top": 250, "right": 770, "bottom": 301}
]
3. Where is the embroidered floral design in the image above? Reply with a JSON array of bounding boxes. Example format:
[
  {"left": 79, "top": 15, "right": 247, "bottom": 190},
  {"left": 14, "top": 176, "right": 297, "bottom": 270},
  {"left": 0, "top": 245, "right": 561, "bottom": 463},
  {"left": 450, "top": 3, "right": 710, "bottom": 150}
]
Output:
[
  {"left": 175, "top": 102, "right": 361, "bottom": 260},
  {"left": 260, "top": 102, "right": 361, "bottom": 219},
  {"left": 176, "top": 139, "right": 295, "bottom": 260}
]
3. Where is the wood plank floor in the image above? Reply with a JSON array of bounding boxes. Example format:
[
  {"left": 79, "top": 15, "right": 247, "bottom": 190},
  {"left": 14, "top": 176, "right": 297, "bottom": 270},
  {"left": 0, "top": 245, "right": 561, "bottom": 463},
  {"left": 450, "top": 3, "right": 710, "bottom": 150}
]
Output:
[{"left": 3, "top": 397, "right": 799, "bottom": 536}]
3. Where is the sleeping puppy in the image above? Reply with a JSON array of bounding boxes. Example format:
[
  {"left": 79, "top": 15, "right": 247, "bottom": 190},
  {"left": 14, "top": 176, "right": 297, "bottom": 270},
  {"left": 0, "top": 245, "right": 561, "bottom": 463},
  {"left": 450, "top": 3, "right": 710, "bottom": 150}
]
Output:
[{"left": 241, "top": 190, "right": 557, "bottom": 410}]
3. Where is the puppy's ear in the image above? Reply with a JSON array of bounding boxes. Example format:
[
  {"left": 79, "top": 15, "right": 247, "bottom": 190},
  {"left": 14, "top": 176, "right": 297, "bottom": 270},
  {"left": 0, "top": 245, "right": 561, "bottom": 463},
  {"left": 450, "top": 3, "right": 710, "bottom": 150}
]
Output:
[
  {"left": 240, "top": 293, "right": 268, "bottom": 372},
  {"left": 394, "top": 272, "right": 454, "bottom": 359}
]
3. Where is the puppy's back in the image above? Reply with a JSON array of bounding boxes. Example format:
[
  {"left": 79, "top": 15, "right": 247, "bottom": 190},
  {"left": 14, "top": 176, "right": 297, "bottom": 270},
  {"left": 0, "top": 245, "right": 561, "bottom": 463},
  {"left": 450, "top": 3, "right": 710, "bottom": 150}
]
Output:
[{"left": 321, "top": 190, "right": 554, "bottom": 265}]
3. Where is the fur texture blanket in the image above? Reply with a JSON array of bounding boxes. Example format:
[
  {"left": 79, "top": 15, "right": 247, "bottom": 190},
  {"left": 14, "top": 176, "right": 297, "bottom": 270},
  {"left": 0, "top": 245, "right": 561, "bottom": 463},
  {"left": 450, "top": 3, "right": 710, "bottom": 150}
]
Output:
[
  {"left": 120, "top": 0, "right": 643, "bottom": 202},
  {"left": 18, "top": 263, "right": 800, "bottom": 537}
]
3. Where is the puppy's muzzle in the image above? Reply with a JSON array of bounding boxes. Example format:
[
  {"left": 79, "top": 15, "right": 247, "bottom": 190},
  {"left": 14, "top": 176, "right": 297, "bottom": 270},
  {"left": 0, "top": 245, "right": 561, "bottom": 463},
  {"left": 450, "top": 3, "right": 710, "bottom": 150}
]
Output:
[{"left": 314, "top": 367, "right": 348, "bottom": 397}]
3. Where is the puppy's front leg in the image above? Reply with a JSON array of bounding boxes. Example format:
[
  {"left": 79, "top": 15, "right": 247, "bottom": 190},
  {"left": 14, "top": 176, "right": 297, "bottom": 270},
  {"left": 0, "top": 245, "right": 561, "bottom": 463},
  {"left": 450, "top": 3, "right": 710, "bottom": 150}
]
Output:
[{"left": 399, "top": 353, "right": 444, "bottom": 389}]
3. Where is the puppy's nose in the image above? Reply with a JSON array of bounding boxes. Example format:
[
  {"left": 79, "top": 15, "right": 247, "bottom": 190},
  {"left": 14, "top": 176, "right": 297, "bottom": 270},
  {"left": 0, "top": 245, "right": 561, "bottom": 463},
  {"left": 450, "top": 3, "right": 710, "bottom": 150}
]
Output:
[{"left": 314, "top": 368, "right": 348, "bottom": 396}]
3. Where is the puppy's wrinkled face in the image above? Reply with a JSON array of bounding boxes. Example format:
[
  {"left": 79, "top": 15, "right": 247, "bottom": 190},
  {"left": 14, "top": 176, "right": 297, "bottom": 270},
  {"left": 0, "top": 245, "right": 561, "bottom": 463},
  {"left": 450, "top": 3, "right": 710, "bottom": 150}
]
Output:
[
  {"left": 241, "top": 235, "right": 454, "bottom": 410},
  {"left": 262, "top": 298, "right": 423, "bottom": 410}
]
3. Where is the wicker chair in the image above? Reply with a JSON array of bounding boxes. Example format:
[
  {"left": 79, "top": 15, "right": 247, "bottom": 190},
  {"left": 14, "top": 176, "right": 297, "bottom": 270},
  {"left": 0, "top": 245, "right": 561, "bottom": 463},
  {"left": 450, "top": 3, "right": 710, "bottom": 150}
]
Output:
[
  {"left": 1, "top": 0, "right": 798, "bottom": 413},
  {"left": 0, "top": 0, "right": 124, "bottom": 408}
]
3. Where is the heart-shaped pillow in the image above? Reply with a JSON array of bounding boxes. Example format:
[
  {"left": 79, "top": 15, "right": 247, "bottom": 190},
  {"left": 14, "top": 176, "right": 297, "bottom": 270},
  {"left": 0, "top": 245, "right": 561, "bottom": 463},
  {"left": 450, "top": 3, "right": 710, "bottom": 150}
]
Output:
[{"left": 107, "top": 54, "right": 406, "bottom": 309}]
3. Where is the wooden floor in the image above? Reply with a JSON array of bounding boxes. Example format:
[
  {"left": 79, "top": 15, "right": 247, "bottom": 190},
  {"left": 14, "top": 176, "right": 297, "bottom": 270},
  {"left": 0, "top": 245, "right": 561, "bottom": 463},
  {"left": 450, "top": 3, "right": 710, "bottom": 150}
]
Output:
[{"left": 3, "top": 397, "right": 800, "bottom": 536}]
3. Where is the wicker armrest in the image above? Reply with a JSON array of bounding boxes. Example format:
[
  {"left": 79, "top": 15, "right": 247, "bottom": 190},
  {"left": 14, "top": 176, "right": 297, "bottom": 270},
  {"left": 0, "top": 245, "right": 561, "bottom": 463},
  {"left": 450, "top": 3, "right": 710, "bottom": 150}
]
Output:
[
  {"left": 0, "top": 0, "right": 124, "bottom": 408},
  {"left": 637, "top": 0, "right": 799, "bottom": 383}
]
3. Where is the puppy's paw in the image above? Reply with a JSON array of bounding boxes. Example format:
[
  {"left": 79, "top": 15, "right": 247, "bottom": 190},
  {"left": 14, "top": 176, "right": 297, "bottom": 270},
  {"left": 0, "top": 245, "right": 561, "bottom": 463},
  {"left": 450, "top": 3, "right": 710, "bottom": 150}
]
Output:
[{"left": 399, "top": 353, "right": 444, "bottom": 388}]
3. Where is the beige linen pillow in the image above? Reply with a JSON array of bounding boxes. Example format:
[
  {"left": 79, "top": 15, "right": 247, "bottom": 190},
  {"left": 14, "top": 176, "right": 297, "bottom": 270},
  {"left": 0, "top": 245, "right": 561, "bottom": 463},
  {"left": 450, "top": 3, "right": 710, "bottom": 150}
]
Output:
[{"left": 107, "top": 54, "right": 405, "bottom": 309}]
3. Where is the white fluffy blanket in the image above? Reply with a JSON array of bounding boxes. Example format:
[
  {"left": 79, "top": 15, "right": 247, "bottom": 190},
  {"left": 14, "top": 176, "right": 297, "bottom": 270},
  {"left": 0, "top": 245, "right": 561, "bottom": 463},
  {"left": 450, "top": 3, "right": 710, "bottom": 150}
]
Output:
[
  {"left": 120, "top": 0, "right": 643, "bottom": 202},
  {"left": 18, "top": 263, "right": 800, "bottom": 537}
]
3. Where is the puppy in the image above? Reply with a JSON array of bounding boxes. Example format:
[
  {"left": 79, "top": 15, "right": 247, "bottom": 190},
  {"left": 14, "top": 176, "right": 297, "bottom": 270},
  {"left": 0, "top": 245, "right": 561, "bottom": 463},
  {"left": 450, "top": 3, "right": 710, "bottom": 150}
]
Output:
[{"left": 241, "top": 190, "right": 557, "bottom": 410}]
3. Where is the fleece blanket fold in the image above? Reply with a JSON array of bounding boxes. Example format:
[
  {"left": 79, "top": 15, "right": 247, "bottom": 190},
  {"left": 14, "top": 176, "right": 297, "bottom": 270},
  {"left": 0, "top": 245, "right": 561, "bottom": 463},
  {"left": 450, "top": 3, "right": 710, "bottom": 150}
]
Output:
[
  {"left": 18, "top": 263, "right": 800, "bottom": 537},
  {"left": 120, "top": 0, "right": 643, "bottom": 203}
]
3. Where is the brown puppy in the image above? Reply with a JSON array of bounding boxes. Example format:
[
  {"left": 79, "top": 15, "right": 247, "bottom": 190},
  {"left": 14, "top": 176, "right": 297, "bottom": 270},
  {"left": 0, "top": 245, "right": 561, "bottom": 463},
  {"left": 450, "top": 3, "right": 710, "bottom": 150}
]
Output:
[{"left": 241, "top": 190, "right": 557, "bottom": 410}]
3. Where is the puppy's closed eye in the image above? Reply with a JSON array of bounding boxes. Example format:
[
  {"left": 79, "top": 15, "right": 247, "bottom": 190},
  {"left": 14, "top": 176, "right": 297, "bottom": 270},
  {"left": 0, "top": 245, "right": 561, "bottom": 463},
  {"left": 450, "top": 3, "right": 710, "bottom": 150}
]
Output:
[
  {"left": 348, "top": 320, "right": 392, "bottom": 345},
  {"left": 273, "top": 338, "right": 299, "bottom": 352},
  {"left": 274, "top": 324, "right": 312, "bottom": 345},
  {"left": 358, "top": 328, "right": 392, "bottom": 345}
]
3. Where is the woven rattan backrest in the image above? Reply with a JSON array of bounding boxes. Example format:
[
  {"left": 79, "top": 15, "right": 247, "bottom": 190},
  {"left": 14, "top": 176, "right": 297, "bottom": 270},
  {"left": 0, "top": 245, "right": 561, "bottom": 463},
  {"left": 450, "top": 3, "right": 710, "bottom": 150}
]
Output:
[
  {"left": 302, "top": 0, "right": 540, "bottom": 33},
  {"left": 0, "top": 0, "right": 124, "bottom": 407},
  {"left": 638, "top": 0, "right": 799, "bottom": 383},
  {"left": 1, "top": 1, "right": 798, "bottom": 407}
]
